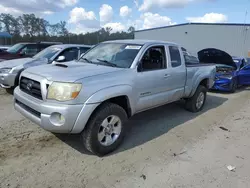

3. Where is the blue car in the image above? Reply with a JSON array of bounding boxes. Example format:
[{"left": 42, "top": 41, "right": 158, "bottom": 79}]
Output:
[{"left": 198, "top": 48, "right": 250, "bottom": 93}]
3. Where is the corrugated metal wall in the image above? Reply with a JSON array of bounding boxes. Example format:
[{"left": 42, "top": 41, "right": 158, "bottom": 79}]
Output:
[{"left": 135, "top": 24, "right": 250, "bottom": 57}]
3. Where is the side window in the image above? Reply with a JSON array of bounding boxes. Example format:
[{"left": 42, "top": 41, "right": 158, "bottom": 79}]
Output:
[
  {"left": 58, "top": 48, "right": 78, "bottom": 62},
  {"left": 184, "top": 54, "right": 191, "bottom": 64},
  {"left": 80, "top": 47, "right": 90, "bottom": 55},
  {"left": 186, "top": 56, "right": 199, "bottom": 64},
  {"left": 169, "top": 46, "right": 182, "bottom": 67},
  {"left": 39, "top": 44, "right": 51, "bottom": 51},
  {"left": 140, "top": 46, "right": 166, "bottom": 71},
  {"left": 20, "top": 44, "right": 39, "bottom": 56}
]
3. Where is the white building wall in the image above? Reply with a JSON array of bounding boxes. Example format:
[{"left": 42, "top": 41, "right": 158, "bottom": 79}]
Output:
[{"left": 135, "top": 24, "right": 250, "bottom": 57}]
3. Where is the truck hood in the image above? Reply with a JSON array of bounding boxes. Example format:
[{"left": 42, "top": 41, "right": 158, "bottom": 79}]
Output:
[
  {"left": 0, "top": 58, "right": 33, "bottom": 68},
  {"left": 23, "top": 58, "right": 49, "bottom": 69},
  {"left": 198, "top": 48, "right": 237, "bottom": 69},
  {"left": 25, "top": 61, "right": 123, "bottom": 82}
]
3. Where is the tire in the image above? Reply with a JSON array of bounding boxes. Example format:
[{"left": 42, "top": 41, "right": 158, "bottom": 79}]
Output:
[
  {"left": 230, "top": 79, "right": 237, "bottom": 93},
  {"left": 81, "top": 102, "right": 128, "bottom": 156},
  {"left": 185, "top": 85, "right": 207, "bottom": 113},
  {"left": 5, "top": 87, "right": 14, "bottom": 95},
  {"left": 5, "top": 69, "right": 23, "bottom": 95}
]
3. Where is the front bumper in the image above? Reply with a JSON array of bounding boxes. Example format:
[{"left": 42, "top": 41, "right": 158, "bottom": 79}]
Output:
[
  {"left": 0, "top": 72, "right": 17, "bottom": 88},
  {"left": 212, "top": 78, "right": 232, "bottom": 91},
  {"left": 14, "top": 87, "right": 99, "bottom": 133}
]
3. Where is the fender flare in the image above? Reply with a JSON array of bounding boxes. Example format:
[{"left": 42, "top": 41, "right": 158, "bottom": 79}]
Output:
[
  {"left": 190, "top": 77, "right": 209, "bottom": 97},
  {"left": 85, "top": 85, "right": 135, "bottom": 114}
]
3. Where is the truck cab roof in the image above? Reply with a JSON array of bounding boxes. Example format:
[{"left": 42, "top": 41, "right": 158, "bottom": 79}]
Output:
[
  {"left": 103, "top": 39, "right": 178, "bottom": 46},
  {"left": 50, "top": 44, "right": 93, "bottom": 49}
]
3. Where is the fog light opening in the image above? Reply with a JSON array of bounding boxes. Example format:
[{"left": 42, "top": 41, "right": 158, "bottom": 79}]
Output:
[{"left": 50, "top": 112, "right": 65, "bottom": 126}]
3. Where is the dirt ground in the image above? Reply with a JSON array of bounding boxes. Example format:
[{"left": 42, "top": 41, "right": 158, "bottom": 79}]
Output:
[{"left": 0, "top": 87, "right": 250, "bottom": 188}]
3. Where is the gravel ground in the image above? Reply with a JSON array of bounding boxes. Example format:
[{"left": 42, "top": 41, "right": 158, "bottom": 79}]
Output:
[{"left": 0, "top": 87, "right": 250, "bottom": 188}]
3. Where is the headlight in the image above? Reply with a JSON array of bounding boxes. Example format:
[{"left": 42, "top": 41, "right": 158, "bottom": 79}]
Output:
[
  {"left": 0, "top": 68, "right": 12, "bottom": 73},
  {"left": 47, "top": 82, "right": 82, "bottom": 101}
]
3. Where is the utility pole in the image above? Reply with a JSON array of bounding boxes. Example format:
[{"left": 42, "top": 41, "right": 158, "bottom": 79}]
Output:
[{"left": 243, "top": 10, "right": 248, "bottom": 57}]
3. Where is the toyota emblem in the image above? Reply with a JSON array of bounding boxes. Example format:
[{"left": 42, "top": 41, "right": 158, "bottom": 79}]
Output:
[{"left": 26, "top": 81, "right": 33, "bottom": 91}]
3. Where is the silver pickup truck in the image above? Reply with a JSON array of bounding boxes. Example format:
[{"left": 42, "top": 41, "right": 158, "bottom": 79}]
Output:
[{"left": 14, "top": 40, "right": 216, "bottom": 156}]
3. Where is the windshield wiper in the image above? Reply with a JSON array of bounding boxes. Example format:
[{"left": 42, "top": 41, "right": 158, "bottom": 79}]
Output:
[
  {"left": 81, "top": 58, "right": 93, "bottom": 64},
  {"left": 97, "top": 59, "right": 117, "bottom": 67}
]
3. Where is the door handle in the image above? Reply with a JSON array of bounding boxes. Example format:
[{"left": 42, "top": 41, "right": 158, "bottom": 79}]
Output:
[{"left": 164, "top": 74, "right": 170, "bottom": 78}]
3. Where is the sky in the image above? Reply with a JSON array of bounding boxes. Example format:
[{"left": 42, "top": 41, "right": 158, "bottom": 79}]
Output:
[{"left": 0, "top": 0, "right": 250, "bottom": 34}]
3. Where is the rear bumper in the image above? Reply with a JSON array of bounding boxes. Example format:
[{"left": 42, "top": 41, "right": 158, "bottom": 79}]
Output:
[
  {"left": 14, "top": 87, "right": 99, "bottom": 133},
  {"left": 0, "top": 73, "right": 17, "bottom": 88}
]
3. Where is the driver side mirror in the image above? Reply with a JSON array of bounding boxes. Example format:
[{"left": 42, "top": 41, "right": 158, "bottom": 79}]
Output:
[{"left": 56, "top": 56, "right": 65, "bottom": 62}]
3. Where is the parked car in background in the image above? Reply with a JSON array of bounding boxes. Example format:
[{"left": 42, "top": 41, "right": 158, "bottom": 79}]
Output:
[
  {"left": 0, "top": 44, "right": 92, "bottom": 93},
  {"left": 0, "top": 45, "right": 10, "bottom": 52},
  {"left": 232, "top": 56, "right": 248, "bottom": 68},
  {"left": 0, "top": 42, "right": 62, "bottom": 62},
  {"left": 198, "top": 48, "right": 250, "bottom": 92},
  {"left": 14, "top": 40, "right": 216, "bottom": 156}
]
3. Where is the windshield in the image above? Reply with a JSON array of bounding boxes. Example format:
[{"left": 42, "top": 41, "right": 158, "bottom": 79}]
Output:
[
  {"left": 33, "top": 47, "right": 61, "bottom": 60},
  {"left": 6, "top": 43, "right": 26, "bottom": 53},
  {"left": 80, "top": 43, "right": 142, "bottom": 68}
]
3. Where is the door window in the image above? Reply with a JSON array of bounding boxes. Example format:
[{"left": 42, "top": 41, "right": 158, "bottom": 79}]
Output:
[
  {"left": 58, "top": 48, "right": 78, "bottom": 62},
  {"left": 169, "top": 46, "right": 182, "bottom": 67},
  {"left": 20, "top": 44, "right": 39, "bottom": 56},
  {"left": 39, "top": 44, "right": 53, "bottom": 51},
  {"left": 140, "top": 46, "right": 166, "bottom": 71}
]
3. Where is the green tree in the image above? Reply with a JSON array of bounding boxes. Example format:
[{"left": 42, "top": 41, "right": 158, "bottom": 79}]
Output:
[
  {"left": 0, "top": 13, "right": 134, "bottom": 45},
  {"left": 0, "top": 13, "right": 20, "bottom": 35}
]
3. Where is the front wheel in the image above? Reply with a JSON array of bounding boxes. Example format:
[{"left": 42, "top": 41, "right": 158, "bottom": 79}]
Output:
[
  {"left": 5, "top": 87, "right": 15, "bottom": 95},
  {"left": 81, "top": 103, "right": 128, "bottom": 156},
  {"left": 185, "top": 85, "right": 207, "bottom": 113},
  {"left": 230, "top": 79, "right": 237, "bottom": 93}
]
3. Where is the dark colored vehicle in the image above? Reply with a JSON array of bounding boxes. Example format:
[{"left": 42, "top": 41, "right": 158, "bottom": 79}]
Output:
[
  {"left": 0, "top": 42, "right": 62, "bottom": 62},
  {"left": 198, "top": 48, "right": 250, "bottom": 92}
]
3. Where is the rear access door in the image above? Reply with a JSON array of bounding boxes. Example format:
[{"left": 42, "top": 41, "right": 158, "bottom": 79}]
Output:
[{"left": 135, "top": 44, "right": 186, "bottom": 112}]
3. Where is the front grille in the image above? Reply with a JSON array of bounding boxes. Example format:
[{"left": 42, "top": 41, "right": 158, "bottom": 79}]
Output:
[
  {"left": 16, "top": 100, "right": 41, "bottom": 118},
  {"left": 20, "top": 77, "right": 42, "bottom": 100}
]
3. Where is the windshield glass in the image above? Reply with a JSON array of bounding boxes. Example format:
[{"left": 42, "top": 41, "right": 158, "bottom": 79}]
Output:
[
  {"left": 6, "top": 43, "right": 26, "bottom": 53},
  {"left": 33, "top": 47, "right": 61, "bottom": 60},
  {"left": 80, "top": 43, "right": 142, "bottom": 68}
]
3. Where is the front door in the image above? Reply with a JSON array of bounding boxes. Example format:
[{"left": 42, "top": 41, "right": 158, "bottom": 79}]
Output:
[
  {"left": 135, "top": 45, "right": 173, "bottom": 112},
  {"left": 238, "top": 64, "right": 250, "bottom": 85}
]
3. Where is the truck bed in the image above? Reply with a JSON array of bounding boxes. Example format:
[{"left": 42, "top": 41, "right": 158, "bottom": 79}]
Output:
[
  {"left": 184, "top": 63, "right": 216, "bottom": 98},
  {"left": 186, "top": 63, "right": 215, "bottom": 67}
]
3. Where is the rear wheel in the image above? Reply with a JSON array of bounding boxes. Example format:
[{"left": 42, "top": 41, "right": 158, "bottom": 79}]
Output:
[
  {"left": 81, "top": 102, "right": 128, "bottom": 156},
  {"left": 185, "top": 85, "right": 207, "bottom": 112}
]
